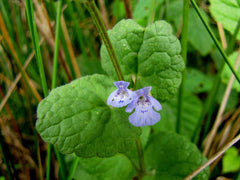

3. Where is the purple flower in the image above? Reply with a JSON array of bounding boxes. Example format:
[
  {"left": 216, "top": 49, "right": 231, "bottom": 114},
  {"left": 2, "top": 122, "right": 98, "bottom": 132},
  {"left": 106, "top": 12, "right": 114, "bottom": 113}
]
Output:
[
  {"left": 107, "top": 81, "right": 135, "bottom": 107},
  {"left": 126, "top": 86, "right": 162, "bottom": 127}
]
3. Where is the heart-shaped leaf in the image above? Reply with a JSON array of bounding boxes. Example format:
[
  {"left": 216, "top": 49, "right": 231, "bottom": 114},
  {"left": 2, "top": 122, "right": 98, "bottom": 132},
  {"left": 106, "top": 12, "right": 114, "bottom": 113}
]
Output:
[
  {"left": 144, "top": 131, "right": 209, "bottom": 180},
  {"left": 101, "top": 19, "right": 185, "bottom": 102},
  {"left": 36, "top": 74, "right": 141, "bottom": 158}
]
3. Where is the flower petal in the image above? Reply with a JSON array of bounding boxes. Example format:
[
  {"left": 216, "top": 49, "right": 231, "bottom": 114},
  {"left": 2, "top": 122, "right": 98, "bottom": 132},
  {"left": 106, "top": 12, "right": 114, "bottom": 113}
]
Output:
[
  {"left": 114, "top": 81, "right": 130, "bottom": 89},
  {"left": 128, "top": 107, "right": 160, "bottom": 127},
  {"left": 107, "top": 89, "right": 134, "bottom": 107},
  {"left": 125, "top": 98, "right": 137, "bottom": 113},
  {"left": 149, "top": 96, "right": 162, "bottom": 111},
  {"left": 142, "top": 86, "right": 152, "bottom": 95}
]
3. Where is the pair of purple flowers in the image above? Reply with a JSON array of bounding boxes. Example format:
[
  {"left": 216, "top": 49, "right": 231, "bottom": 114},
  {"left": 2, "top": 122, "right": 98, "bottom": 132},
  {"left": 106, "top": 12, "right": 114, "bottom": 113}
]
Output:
[{"left": 107, "top": 81, "right": 162, "bottom": 127}]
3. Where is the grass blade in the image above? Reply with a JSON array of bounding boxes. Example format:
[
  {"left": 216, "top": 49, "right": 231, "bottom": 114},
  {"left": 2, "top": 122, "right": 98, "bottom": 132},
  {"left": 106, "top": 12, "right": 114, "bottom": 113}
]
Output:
[
  {"left": 24, "top": 0, "right": 48, "bottom": 97},
  {"left": 190, "top": 0, "right": 240, "bottom": 84}
]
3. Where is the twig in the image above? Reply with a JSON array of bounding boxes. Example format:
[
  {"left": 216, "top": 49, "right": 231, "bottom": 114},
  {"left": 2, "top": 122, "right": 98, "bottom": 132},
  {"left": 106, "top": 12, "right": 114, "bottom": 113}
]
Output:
[
  {"left": 209, "top": 114, "right": 240, "bottom": 170},
  {"left": 0, "top": 38, "right": 44, "bottom": 113},
  {"left": 34, "top": 0, "right": 72, "bottom": 82},
  {"left": 217, "top": 22, "right": 227, "bottom": 49},
  {"left": 184, "top": 133, "right": 240, "bottom": 180},
  {"left": 34, "top": 16, "right": 72, "bottom": 81},
  {"left": 227, "top": 110, "right": 240, "bottom": 142},
  {"left": 203, "top": 48, "right": 240, "bottom": 156},
  {"left": 40, "top": 0, "right": 55, "bottom": 38},
  {"left": 61, "top": 15, "right": 81, "bottom": 78},
  {"left": 0, "top": 12, "right": 42, "bottom": 102}
]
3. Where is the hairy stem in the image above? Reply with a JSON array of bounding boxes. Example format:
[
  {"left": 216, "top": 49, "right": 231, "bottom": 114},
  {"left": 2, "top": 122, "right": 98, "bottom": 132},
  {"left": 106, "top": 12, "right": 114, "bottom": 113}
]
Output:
[{"left": 84, "top": 0, "right": 124, "bottom": 80}]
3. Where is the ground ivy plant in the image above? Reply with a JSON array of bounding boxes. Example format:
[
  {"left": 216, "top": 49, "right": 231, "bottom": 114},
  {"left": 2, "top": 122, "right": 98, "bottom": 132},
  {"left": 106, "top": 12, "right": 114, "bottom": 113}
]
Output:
[{"left": 36, "top": 19, "right": 209, "bottom": 179}]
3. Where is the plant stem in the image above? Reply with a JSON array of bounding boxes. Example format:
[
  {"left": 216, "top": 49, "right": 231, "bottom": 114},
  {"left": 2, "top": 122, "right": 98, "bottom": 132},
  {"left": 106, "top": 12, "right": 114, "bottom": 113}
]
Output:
[
  {"left": 123, "top": 0, "right": 133, "bottom": 19},
  {"left": 176, "top": 0, "right": 189, "bottom": 134},
  {"left": 47, "top": 1, "right": 68, "bottom": 179},
  {"left": 84, "top": 0, "right": 124, "bottom": 80},
  {"left": 67, "top": 156, "right": 80, "bottom": 180},
  {"left": 190, "top": 0, "right": 240, "bottom": 84},
  {"left": 53, "top": 147, "right": 67, "bottom": 179},
  {"left": 46, "top": 144, "right": 52, "bottom": 180},
  {"left": 136, "top": 138, "right": 146, "bottom": 178},
  {"left": 52, "top": 0, "right": 62, "bottom": 89},
  {"left": 191, "top": 8, "right": 240, "bottom": 144},
  {"left": 25, "top": 1, "right": 49, "bottom": 179},
  {"left": 125, "top": 153, "right": 140, "bottom": 172}
]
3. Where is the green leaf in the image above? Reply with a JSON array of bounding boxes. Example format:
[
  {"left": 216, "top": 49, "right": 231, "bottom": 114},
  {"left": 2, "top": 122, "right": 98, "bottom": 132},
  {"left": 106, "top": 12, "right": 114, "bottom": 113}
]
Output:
[
  {"left": 166, "top": 3, "right": 214, "bottom": 55},
  {"left": 77, "top": 55, "right": 104, "bottom": 76},
  {"left": 144, "top": 132, "right": 209, "bottom": 180},
  {"left": 187, "top": 8, "right": 214, "bottom": 56},
  {"left": 101, "top": 19, "right": 185, "bottom": 102},
  {"left": 216, "top": 83, "right": 238, "bottom": 111},
  {"left": 137, "top": 21, "right": 184, "bottom": 102},
  {"left": 68, "top": 154, "right": 134, "bottom": 180},
  {"left": 222, "top": 147, "right": 240, "bottom": 173},
  {"left": 210, "top": 0, "right": 240, "bottom": 40},
  {"left": 153, "top": 92, "right": 202, "bottom": 140},
  {"left": 185, "top": 68, "right": 213, "bottom": 93},
  {"left": 166, "top": 0, "right": 183, "bottom": 30},
  {"left": 221, "top": 51, "right": 240, "bottom": 92},
  {"left": 112, "top": 0, "right": 125, "bottom": 21},
  {"left": 36, "top": 74, "right": 141, "bottom": 158},
  {"left": 100, "top": 19, "right": 145, "bottom": 81},
  {"left": 133, "top": 0, "right": 164, "bottom": 26}
]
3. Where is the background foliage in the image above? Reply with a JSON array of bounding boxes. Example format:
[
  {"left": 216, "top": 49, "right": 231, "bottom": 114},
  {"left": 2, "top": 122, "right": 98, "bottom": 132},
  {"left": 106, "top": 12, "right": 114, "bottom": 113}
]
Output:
[{"left": 0, "top": 0, "right": 239, "bottom": 179}]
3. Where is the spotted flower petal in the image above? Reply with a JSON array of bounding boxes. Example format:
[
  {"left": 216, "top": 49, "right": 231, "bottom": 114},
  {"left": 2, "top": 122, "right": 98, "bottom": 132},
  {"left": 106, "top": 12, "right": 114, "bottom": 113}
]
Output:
[
  {"left": 107, "top": 81, "right": 135, "bottom": 107},
  {"left": 126, "top": 86, "right": 162, "bottom": 127}
]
